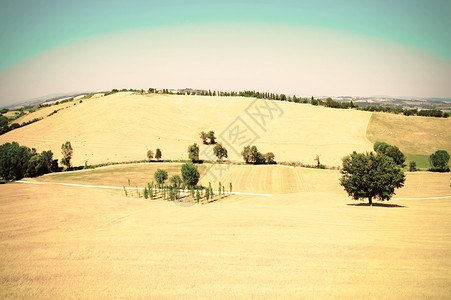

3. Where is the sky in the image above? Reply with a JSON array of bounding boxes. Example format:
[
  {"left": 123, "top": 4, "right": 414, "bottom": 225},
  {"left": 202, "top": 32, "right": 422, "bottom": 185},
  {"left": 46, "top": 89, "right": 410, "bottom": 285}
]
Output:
[{"left": 0, "top": 0, "right": 450, "bottom": 106}]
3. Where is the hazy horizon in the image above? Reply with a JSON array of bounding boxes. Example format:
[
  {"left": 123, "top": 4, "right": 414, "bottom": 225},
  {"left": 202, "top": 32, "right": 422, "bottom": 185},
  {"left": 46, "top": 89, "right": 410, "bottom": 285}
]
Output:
[{"left": 1, "top": 1, "right": 450, "bottom": 106}]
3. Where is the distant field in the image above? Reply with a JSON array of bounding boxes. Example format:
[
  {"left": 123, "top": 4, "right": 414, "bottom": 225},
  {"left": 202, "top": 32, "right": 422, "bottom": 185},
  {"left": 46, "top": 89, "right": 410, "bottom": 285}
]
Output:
[
  {"left": 366, "top": 112, "right": 451, "bottom": 155},
  {"left": 28, "top": 163, "right": 450, "bottom": 198},
  {"left": 13, "top": 101, "right": 75, "bottom": 124},
  {"left": 0, "top": 92, "right": 373, "bottom": 167}
]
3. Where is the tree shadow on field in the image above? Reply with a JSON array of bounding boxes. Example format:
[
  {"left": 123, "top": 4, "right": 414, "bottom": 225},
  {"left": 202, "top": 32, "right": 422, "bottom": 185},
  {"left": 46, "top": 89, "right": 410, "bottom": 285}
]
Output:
[{"left": 347, "top": 203, "right": 406, "bottom": 208}]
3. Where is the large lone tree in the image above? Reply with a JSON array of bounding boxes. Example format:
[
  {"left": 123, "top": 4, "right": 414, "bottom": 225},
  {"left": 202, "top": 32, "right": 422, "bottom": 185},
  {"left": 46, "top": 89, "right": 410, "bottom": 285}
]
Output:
[{"left": 340, "top": 151, "right": 406, "bottom": 205}]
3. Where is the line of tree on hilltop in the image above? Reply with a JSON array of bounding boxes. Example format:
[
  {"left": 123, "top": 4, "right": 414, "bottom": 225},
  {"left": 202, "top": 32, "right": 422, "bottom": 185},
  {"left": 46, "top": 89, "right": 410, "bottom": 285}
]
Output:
[{"left": 137, "top": 88, "right": 450, "bottom": 118}]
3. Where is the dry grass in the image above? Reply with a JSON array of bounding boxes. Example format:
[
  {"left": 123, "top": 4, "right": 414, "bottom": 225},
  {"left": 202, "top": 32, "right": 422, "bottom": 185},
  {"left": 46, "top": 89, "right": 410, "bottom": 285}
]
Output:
[
  {"left": 366, "top": 112, "right": 451, "bottom": 155},
  {"left": 29, "top": 163, "right": 207, "bottom": 188},
  {"left": 29, "top": 162, "right": 451, "bottom": 198},
  {"left": 1, "top": 183, "right": 450, "bottom": 299},
  {"left": 13, "top": 101, "right": 75, "bottom": 124},
  {"left": 0, "top": 92, "right": 373, "bottom": 167}
]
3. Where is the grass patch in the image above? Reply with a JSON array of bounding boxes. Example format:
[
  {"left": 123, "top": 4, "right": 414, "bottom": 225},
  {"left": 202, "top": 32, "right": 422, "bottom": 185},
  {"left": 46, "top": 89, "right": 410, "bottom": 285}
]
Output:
[{"left": 405, "top": 154, "right": 430, "bottom": 170}]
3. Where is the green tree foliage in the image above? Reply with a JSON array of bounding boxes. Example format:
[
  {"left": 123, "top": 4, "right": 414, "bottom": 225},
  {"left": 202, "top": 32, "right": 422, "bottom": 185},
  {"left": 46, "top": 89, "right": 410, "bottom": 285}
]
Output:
[
  {"left": 61, "top": 141, "right": 73, "bottom": 169},
  {"left": 374, "top": 142, "right": 390, "bottom": 153},
  {"left": 26, "top": 150, "right": 53, "bottom": 177},
  {"left": 0, "top": 115, "right": 8, "bottom": 127},
  {"left": 169, "top": 175, "right": 182, "bottom": 187},
  {"left": 207, "top": 131, "right": 216, "bottom": 144},
  {"left": 200, "top": 131, "right": 208, "bottom": 144},
  {"left": 181, "top": 162, "right": 200, "bottom": 187},
  {"left": 147, "top": 150, "right": 154, "bottom": 161},
  {"left": 340, "top": 152, "right": 406, "bottom": 205},
  {"left": 0, "top": 142, "right": 32, "bottom": 180},
  {"left": 409, "top": 161, "right": 417, "bottom": 172},
  {"left": 429, "top": 150, "right": 450, "bottom": 172},
  {"left": 200, "top": 131, "right": 216, "bottom": 145},
  {"left": 188, "top": 143, "right": 199, "bottom": 162},
  {"left": 155, "top": 148, "right": 162, "bottom": 160},
  {"left": 154, "top": 169, "right": 168, "bottom": 187},
  {"left": 374, "top": 142, "right": 405, "bottom": 167},
  {"left": 384, "top": 145, "right": 406, "bottom": 167},
  {"left": 265, "top": 152, "right": 275, "bottom": 164},
  {"left": 241, "top": 145, "right": 265, "bottom": 164},
  {"left": 213, "top": 143, "right": 228, "bottom": 160}
]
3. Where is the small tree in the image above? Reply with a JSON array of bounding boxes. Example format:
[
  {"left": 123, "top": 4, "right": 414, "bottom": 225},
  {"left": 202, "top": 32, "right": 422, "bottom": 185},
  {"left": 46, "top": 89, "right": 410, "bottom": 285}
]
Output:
[
  {"left": 170, "top": 175, "right": 182, "bottom": 188},
  {"left": 265, "top": 152, "right": 275, "bottom": 164},
  {"left": 206, "top": 188, "right": 210, "bottom": 200},
  {"left": 196, "top": 189, "right": 200, "bottom": 202},
  {"left": 213, "top": 143, "right": 228, "bottom": 160},
  {"left": 61, "top": 141, "right": 73, "bottom": 169},
  {"left": 181, "top": 162, "right": 200, "bottom": 187},
  {"left": 314, "top": 155, "right": 321, "bottom": 167},
  {"left": 155, "top": 148, "right": 162, "bottom": 160},
  {"left": 340, "top": 152, "right": 406, "bottom": 206},
  {"left": 200, "top": 131, "right": 208, "bottom": 144},
  {"left": 429, "top": 150, "right": 450, "bottom": 172},
  {"left": 241, "top": 145, "right": 264, "bottom": 164},
  {"left": 207, "top": 131, "right": 216, "bottom": 144},
  {"left": 409, "top": 161, "right": 417, "bottom": 172},
  {"left": 154, "top": 169, "right": 168, "bottom": 188},
  {"left": 147, "top": 150, "right": 154, "bottom": 161},
  {"left": 187, "top": 143, "right": 199, "bottom": 162}
]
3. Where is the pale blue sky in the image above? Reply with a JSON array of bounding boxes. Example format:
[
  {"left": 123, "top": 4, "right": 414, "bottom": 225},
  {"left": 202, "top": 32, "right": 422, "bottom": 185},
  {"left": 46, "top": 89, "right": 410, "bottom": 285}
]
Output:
[{"left": 1, "top": 0, "right": 450, "bottom": 105}]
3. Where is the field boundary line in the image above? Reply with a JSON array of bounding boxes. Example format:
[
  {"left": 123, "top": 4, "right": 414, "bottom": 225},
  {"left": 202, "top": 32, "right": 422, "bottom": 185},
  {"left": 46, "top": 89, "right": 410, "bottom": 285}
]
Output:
[
  {"left": 393, "top": 196, "right": 451, "bottom": 200},
  {"left": 16, "top": 180, "right": 272, "bottom": 197}
]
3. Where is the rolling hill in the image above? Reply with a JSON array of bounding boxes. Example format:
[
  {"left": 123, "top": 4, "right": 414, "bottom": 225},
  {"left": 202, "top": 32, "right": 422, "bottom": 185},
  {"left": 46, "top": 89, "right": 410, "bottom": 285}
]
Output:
[{"left": 0, "top": 92, "right": 374, "bottom": 167}]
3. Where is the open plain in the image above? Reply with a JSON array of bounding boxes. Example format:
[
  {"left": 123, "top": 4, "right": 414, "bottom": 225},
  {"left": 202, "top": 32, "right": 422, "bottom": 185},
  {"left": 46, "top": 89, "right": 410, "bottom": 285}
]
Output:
[
  {"left": 1, "top": 93, "right": 450, "bottom": 298},
  {"left": 1, "top": 178, "right": 451, "bottom": 299}
]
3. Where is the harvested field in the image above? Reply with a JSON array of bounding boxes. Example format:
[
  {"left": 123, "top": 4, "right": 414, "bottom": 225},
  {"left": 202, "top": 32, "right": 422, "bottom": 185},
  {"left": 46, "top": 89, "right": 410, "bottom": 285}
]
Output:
[
  {"left": 1, "top": 182, "right": 450, "bottom": 298},
  {"left": 0, "top": 93, "right": 373, "bottom": 167}
]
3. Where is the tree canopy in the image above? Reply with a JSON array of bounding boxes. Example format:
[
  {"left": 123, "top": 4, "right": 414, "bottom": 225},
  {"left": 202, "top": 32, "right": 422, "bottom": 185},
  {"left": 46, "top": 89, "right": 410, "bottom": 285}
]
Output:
[
  {"left": 429, "top": 150, "right": 450, "bottom": 172},
  {"left": 241, "top": 145, "right": 265, "bottom": 164},
  {"left": 340, "top": 152, "right": 406, "bottom": 205},
  {"left": 374, "top": 142, "right": 405, "bottom": 167},
  {"left": 155, "top": 148, "right": 162, "bottom": 160},
  {"left": 188, "top": 143, "right": 199, "bottom": 162},
  {"left": 213, "top": 143, "right": 228, "bottom": 160},
  {"left": 154, "top": 169, "right": 168, "bottom": 186},
  {"left": 181, "top": 162, "right": 200, "bottom": 187},
  {"left": 0, "top": 142, "right": 54, "bottom": 181},
  {"left": 61, "top": 141, "right": 73, "bottom": 169}
]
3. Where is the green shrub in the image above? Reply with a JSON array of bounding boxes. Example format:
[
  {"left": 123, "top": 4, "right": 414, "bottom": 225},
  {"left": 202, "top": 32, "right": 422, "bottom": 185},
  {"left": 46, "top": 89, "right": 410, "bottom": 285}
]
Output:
[{"left": 429, "top": 150, "right": 450, "bottom": 172}]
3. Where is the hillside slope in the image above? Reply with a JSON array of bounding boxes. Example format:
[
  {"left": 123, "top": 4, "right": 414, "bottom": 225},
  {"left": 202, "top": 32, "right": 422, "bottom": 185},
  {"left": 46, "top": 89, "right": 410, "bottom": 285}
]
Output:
[
  {"left": 366, "top": 112, "right": 451, "bottom": 155},
  {"left": 0, "top": 92, "right": 373, "bottom": 166}
]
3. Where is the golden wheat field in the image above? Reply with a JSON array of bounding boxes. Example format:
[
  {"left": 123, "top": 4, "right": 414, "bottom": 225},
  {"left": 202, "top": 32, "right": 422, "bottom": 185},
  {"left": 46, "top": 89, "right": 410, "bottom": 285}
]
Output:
[
  {"left": 1, "top": 180, "right": 450, "bottom": 299},
  {"left": 0, "top": 92, "right": 374, "bottom": 167},
  {"left": 1, "top": 93, "right": 451, "bottom": 298}
]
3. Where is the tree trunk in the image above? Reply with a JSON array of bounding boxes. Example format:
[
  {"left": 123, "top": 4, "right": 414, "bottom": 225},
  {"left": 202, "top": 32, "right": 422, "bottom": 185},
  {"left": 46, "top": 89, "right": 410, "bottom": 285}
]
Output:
[{"left": 368, "top": 196, "right": 373, "bottom": 206}]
